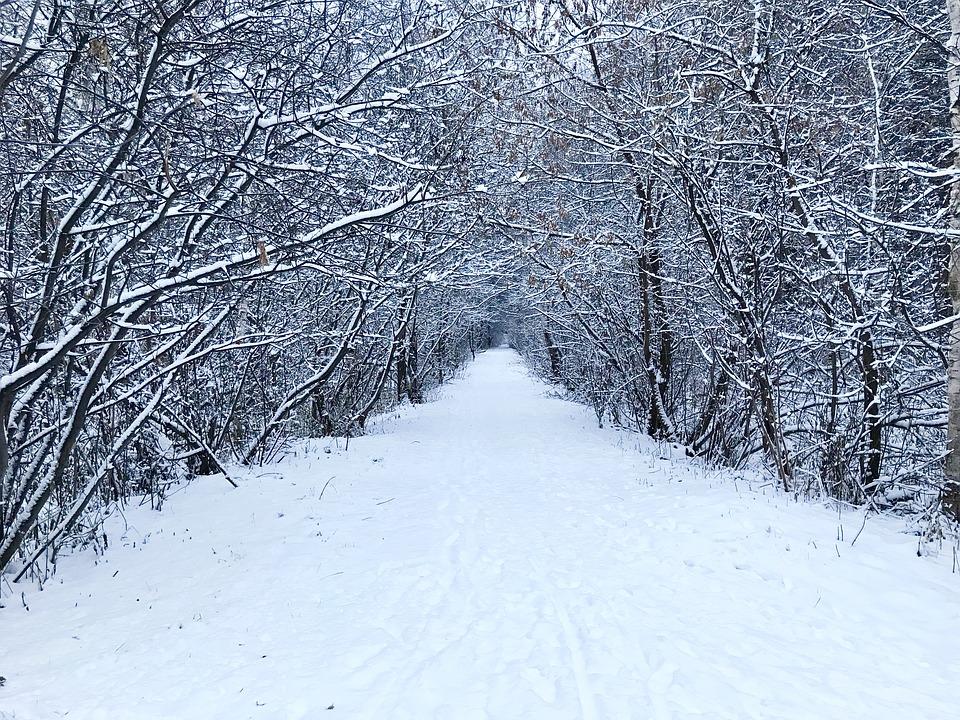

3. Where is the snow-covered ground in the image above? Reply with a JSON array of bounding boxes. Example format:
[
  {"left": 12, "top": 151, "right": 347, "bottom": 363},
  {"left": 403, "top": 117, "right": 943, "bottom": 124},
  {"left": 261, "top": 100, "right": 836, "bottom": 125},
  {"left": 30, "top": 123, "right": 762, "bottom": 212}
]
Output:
[{"left": 1, "top": 349, "right": 958, "bottom": 719}]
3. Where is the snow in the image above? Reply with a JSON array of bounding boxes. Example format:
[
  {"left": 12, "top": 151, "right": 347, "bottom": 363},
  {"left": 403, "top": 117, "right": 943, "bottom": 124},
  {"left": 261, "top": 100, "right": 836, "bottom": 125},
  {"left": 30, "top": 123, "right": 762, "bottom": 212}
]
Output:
[{"left": 2, "top": 349, "right": 959, "bottom": 719}]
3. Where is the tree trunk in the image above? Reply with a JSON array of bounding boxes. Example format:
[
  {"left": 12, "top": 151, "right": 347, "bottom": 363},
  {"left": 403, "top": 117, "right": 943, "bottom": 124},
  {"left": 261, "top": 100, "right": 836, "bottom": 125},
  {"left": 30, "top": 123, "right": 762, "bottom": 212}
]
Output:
[
  {"left": 543, "top": 330, "right": 563, "bottom": 379},
  {"left": 945, "top": 0, "right": 960, "bottom": 519}
]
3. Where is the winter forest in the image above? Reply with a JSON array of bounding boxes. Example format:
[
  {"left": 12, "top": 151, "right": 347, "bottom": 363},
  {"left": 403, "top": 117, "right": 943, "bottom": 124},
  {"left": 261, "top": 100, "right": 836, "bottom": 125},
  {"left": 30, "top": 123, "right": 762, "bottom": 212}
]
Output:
[{"left": 2, "top": 0, "right": 960, "bottom": 717}]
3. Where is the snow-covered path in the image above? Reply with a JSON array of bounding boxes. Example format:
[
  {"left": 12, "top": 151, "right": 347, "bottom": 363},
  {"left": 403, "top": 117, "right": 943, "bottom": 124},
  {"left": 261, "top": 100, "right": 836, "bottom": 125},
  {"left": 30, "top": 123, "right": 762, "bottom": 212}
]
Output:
[{"left": 2, "top": 349, "right": 959, "bottom": 720}]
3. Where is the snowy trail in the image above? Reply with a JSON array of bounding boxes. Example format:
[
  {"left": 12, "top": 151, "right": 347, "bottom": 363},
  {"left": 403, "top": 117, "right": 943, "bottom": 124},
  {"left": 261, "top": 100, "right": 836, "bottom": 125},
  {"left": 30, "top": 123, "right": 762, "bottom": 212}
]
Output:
[{"left": 2, "top": 349, "right": 959, "bottom": 720}]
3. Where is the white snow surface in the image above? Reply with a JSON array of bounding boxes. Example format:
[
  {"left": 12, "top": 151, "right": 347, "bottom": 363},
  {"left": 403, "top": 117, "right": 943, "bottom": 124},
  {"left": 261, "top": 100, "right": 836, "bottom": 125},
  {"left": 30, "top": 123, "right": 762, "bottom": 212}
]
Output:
[{"left": 2, "top": 349, "right": 959, "bottom": 719}]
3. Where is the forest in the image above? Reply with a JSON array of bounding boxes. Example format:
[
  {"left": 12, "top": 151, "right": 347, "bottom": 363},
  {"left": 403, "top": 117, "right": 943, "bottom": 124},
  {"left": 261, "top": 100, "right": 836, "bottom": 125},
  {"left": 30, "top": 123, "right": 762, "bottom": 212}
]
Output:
[{"left": 1, "top": 0, "right": 959, "bottom": 583}]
